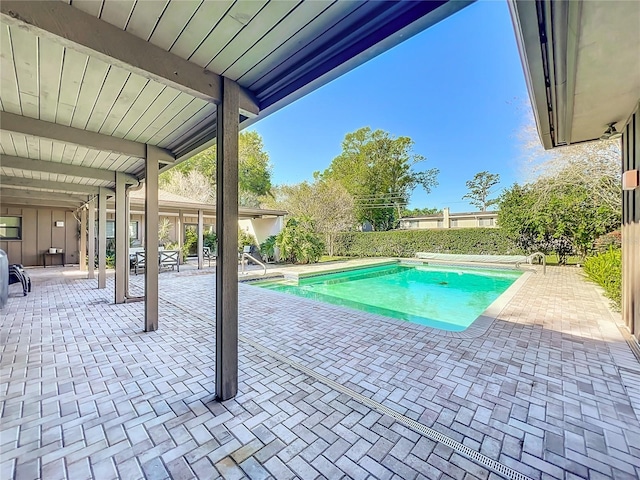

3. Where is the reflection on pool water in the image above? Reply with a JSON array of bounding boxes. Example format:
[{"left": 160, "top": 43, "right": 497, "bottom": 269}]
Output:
[{"left": 253, "top": 263, "right": 522, "bottom": 331}]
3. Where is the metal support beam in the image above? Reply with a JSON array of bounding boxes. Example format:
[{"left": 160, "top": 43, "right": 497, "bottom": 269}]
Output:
[
  {"left": 145, "top": 145, "right": 160, "bottom": 332},
  {"left": 0, "top": 1, "right": 259, "bottom": 117},
  {"left": 88, "top": 198, "right": 96, "bottom": 280},
  {"left": 98, "top": 188, "right": 107, "bottom": 289},
  {"left": 0, "top": 154, "right": 138, "bottom": 183},
  {"left": 115, "top": 173, "right": 127, "bottom": 303},
  {"left": 80, "top": 207, "right": 87, "bottom": 272},
  {"left": 0, "top": 175, "right": 114, "bottom": 195},
  {"left": 197, "top": 210, "right": 204, "bottom": 270},
  {"left": 216, "top": 77, "right": 239, "bottom": 401}
]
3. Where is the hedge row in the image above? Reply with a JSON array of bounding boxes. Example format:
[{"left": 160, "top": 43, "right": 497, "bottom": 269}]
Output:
[{"left": 332, "top": 228, "right": 522, "bottom": 258}]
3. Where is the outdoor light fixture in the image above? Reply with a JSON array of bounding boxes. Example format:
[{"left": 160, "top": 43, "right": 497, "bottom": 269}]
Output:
[{"left": 600, "top": 122, "right": 623, "bottom": 140}]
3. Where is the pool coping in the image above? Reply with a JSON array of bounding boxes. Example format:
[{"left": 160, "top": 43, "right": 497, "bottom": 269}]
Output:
[{"left": 243, "top": 258, "right": 536, "bottom": 339}]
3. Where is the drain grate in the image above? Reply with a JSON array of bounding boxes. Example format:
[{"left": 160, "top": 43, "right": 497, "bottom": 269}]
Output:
[
  {"left": 240, "top": 335, "right": 534, "bottom": 480},
  {"left": 163, "top": 298, "right": 533, "bottom": 480}
]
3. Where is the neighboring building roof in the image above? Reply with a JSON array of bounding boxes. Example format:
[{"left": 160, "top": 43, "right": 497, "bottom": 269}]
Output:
[
  {"left": 120, "top": 189, "right": 287, "bottom": 218},
  {"left": 401, "top": 210, "right": 498, "bottom": 221}
]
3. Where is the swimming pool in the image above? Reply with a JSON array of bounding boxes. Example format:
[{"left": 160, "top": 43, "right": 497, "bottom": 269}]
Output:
[{"left": 253, "top": 263, "right": 522, "bottom": 331}]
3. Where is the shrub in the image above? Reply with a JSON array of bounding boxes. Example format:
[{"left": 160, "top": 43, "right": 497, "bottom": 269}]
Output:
[
  {"left": 276, "top": 219, "right": 324, "bottom": 264},
  {"left": 238, "top": 228, "right": 256, "bottom": 253},
  {"left": 332, "top": 228, "right": 521, "bottom": 258},
  {"left": 584, "top": 248, "right": 622, "bottom": 309},
  {"left": 260, "top": 235, "right": 277, "bottom": 262},
  {"left": 594, "top": 230, "right": 621, "bottom": 253}
]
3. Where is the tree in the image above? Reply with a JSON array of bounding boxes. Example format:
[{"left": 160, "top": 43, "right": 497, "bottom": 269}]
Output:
[
  {"left": 401, "top": 207, "right": 440, "bottom": 217},
  {"left": 322, "top": 127, "right": 438, "bottom": 230},
  {"left": 499, "top": 154, "right": 621, "bottom": 262},
  {"left": 159, "top": 130, "right": 272, "bottom": 206},
  {"left": 159, "top": 169, "right": 215, "bottom": 203},
  {"left": 262, "top": 177, "right": 356, "bottom": 256},
  {"left": 462, "top": 171, "right": 500, "bottom": 211}
]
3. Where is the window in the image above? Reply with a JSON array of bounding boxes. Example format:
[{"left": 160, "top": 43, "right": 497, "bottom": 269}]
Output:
[
  {"left": 479, "top": 218, "right": 495, "bottom": 227},
  {"left": 450, "top": 219, "right": 459, "bottom": 227},
  {"left": 129, "top": 221, "right": 139, "bottom": 239},
  {"left": 0, "top": 216, "right": 22, "bottom": 240}
]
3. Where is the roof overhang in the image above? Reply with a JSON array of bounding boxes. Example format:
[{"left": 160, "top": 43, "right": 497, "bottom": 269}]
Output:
[
  {"left": 1, "top": 0, "right": 472, "bottom": 210},
  {"left": 508, "top": 0, "right": 640, "bottom": 149}
]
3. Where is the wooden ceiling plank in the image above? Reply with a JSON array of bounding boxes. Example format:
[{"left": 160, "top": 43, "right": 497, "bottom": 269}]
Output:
[
  {"left": 169, "top": 1, "right": 232, "bottom": 62},
  {"left": 236, "top": 2, "right": 360, "bottom": 86},
  {"left": 211, "top": 0, "right": 300, "bottom": 76},
  {"left": 97, "top": 73, "right": 147, "bottom": 136},
  {"left": 0, "top": 1, "right": 258, "bottom": 115},
  {"left": 56, "top": 49, "right": 90, "bottom": 126},
  {"left": 0, "top": 25, "right": 22, "bottom": 114},
  {"left": 126, "top": 0, "right": 169, "bottom": 41},
  {"left": 190, "top": 0, "right": 268, "bottom": 69},
  {"left": 109, "top": 81, "right": 165, "bottom": 139},
  {"left": 9, "top": 132, "right": 29, "bottom": 158},
  {"left": 70, "top": 57, "right": 111, "bottom": 130},
  {"left": 38, "top": 40, "right": 64, "bottom": 124},
  {"left": 148, "top": 0, "right": 202, "bottom": 51},
  {"left": 124, "top": 88, "right": 181, "bottom": 141},
  {"left": 99, "top": 0, "right": 135, "bottom": 30},
  {"left": 10, "top": 26, "right": 40, "bottom": 119},
  {"left": 147, "top": 98, "right": 207, "bottom": 146},
  {"left": 84, "top": 67, "right": 130, "bottom": 133},
  {"left": 133, "top": 92, "right": 193, "bottom": 144}
]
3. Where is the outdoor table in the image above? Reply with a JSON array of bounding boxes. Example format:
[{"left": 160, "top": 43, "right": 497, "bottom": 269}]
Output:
[{"left": 43, "top": 252, "right": 64, "bottom": 267}]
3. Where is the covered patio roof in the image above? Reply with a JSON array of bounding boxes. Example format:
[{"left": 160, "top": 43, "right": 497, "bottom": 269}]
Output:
[{"left": 0, "top": 0, "right": 471, "bottom": 208}]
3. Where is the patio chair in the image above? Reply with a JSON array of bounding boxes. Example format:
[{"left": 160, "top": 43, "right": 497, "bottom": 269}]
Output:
[
  {"left": 9, "top": 264, "right": 31, "bottom": 296},
  {"left": 134, "top": 251, "right": 146, "bottom": 275},
  {"left": 203, "top": 246, "right": 216, "bottom": 267},
  {"left": 160, "top": 250, "right": 179, "bottom": 272}
]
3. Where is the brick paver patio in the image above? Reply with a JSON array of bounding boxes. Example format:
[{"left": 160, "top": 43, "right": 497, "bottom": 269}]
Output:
[{"left": 1, "top": 263, "right": 639, "bottom": 479}]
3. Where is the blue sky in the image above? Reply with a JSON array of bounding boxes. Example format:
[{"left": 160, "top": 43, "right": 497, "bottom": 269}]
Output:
[{"left": 250, "top": 0, "right": 530, "bottom": 211}]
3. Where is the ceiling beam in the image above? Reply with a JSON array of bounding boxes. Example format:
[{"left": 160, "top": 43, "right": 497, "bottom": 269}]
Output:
[
  {"left": 0, "top": 175, "right": 114, "bottom": 195},
  {"left": 0, "top": 154, "right": 138, "bottom": 183},
  {"left": 0, "top": 187, "right": 88, "bottom": 203},
  {"left": 0, "top": 196, "right": 85, "bottom": 209},
  {"left": 0, "top": 0, "right": 259, "bottom": 117},
  {"left": 0, "top": 112, "right": 174, "bottom": 164}
]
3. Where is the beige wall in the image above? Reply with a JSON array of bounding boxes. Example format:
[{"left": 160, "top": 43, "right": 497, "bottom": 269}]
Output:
[
  {"left": 239, "top": 217, "right": 283, "bottom": 245},
  {"left": 0, "top": 206, "right": 79, "bottom": 267},
  {"left": 622, "top": 103, "right": 640, "bottom": 340},
  {"left": 400, "top": 214, "right": 498, "bottom": 230}
]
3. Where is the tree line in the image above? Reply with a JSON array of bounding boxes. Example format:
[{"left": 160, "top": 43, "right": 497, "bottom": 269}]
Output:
[{"left": 160, "top": 122, "right": 621, "bottom": 264}]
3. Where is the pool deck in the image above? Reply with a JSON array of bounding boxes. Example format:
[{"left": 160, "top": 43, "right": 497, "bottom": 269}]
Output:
[{"left": 1, "top": 261, "right": 639, "bottom": 479}]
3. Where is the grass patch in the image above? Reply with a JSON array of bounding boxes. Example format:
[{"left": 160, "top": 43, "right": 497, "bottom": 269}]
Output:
[
  {"left": 319, "top": 256, "right": 349, "bottom": 263},
  {"left": 544, "top": 254, "right": 582, "bottom": 266}
]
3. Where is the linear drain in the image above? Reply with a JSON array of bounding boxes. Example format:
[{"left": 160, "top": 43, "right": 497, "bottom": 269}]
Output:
[
  {"left": 161, "top": 298, "right": 533, "bottom": 480},
  {"left": 240, "top": 334, "right": 533, "bottom": 480}
]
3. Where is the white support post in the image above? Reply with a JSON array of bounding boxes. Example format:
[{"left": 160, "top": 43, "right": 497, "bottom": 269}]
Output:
[
  {"left": 98, "top": 188, "right": 107, "bottom": 289},
  {"left": 178, "top": 211, "right": 184, "bottom": 264},
  {"left": 197, "top": 209, "right": 204, "bottom": 270},
  {"left": 79, "top": 208, "right": 87, "bottom": 272},
  {"left": 145, "top": 146, "right": 160, "bottom": 332},
  {"left": 115, "top": 173, "right": 127, "bottom": 303},
  {"left": 216, "top": 77, "right": 240, "bottom": 401},
  {"left": 88, "top": 198, "right": 95, "bottom": 279}
]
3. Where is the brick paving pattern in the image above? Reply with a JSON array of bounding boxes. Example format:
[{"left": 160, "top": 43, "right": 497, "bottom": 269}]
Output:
[{"left": 1, "top": 264, "right": 639, "bottom": 479}]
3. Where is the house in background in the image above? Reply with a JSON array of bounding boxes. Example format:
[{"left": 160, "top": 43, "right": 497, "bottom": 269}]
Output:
[
  {"left": 399, "top": 207, "right": 498, "bottom": 230},
  {"left": 0, "top": 189, "right": 285, "bottom": 267}
]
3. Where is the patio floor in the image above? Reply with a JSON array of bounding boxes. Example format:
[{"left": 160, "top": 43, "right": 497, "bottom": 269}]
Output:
[{"left": 1, "top": 263, "right": 639, "bottom": 479}]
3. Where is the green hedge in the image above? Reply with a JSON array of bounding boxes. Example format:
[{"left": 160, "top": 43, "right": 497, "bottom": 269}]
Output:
[
  {"left": 584, "top": 248, "right": 622, "bottom": 309},
  {"left": 332, "top": 228, "right": 522, "bottom": 258}
]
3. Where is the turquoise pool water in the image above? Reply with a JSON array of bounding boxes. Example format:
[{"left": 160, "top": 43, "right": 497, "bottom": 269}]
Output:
[{"left": 253, "top": 263, "right": 522, "bottom": 331}]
